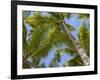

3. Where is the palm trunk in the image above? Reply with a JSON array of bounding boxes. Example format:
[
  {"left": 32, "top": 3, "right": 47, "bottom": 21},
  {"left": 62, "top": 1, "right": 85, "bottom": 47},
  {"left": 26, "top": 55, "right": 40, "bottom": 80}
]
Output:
[{"left": 62, "top": 22, "right": 90, "bottom": 66}]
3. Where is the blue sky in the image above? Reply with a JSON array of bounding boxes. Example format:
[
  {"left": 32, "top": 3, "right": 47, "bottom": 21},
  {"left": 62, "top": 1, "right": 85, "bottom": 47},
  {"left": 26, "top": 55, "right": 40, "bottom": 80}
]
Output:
[
  {"left": 41, "top": 14, "right": 83, "bottom": 67},
  {"left": 65, "top": 15, "right": 83, "bottom": 39},
  {"left": 24, "top": 12, "right": 88, "bottom": 67}
]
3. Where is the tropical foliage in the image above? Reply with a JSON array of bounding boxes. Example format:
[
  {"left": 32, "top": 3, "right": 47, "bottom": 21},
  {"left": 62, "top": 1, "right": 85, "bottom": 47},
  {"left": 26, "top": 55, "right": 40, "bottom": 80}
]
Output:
[
  {"left": 78, "top": 22, "right": 90, "bottom": 56},
  {"left": 22, "top": 11, "right": 90, "bottom": 68}
]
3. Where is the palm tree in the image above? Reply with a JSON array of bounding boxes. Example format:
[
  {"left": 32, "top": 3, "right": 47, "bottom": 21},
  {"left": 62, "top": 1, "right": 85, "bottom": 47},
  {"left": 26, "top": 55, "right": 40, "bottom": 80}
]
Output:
[
  {"left": 44, "top": 12, "right": 90, "bottom": 65},
  {"left": 23, "top": 12, "right": 89, "bottom": 68},
  {"left": 78, "top": 21, "right": 90, "bottom": 57},
  {"left": 58, "top": 13, "right": 90, "bottom": 66},
  {"left": 23, "top": 12, "right": 75, "bottom": 68},
  {"left": 63, "top": 21, "right": 90, "bottom": 66}
]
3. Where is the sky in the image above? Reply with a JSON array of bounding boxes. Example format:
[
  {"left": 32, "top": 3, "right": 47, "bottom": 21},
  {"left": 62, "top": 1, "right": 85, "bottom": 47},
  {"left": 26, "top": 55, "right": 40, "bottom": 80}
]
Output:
[
  {"left": 40, "top": 14, "right": 83, "bottom": 67},
  {"left": 24, "top": 12, "right": 88, "bottom": 68},
  {"left": 66, "top": 15, "right": 83, "bottom": 39}
]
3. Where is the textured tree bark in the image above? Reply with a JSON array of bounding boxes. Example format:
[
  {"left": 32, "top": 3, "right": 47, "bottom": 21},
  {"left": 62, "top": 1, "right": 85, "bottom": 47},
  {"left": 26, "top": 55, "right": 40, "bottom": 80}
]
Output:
[{"left": 62, "top": 22, "right": 90, "bottom": 66}]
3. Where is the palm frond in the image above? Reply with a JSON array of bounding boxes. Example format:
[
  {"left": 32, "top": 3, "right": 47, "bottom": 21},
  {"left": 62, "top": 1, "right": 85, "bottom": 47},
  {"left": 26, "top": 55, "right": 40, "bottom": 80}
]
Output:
[
  {"left": 64, "top": 23, "right": 75, "bottom": 31},
  {"left": 78, "top": 14, "right": 89, "bottom": 19},
  {"left": 78, "top": 22, "right": 90, "bottom": 56},
  {"left": 56, "top": 48, "right": 77, "bottom": 56},
  {"left": 67, "top": 55, "right": 84, "bottom": 66}
]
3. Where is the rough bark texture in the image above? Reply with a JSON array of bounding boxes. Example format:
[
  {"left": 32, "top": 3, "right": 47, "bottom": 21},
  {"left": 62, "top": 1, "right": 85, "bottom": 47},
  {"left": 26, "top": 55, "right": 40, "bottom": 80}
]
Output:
[{"left": 62, "top": 22, "right": 90, "bottom": 66}]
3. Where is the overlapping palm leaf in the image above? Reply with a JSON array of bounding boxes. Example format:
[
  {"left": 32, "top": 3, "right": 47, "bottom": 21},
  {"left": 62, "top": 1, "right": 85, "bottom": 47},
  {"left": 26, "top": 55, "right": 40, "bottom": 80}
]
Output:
[{"left": 23, "top": 11, "right": 89, "bottom": 68}]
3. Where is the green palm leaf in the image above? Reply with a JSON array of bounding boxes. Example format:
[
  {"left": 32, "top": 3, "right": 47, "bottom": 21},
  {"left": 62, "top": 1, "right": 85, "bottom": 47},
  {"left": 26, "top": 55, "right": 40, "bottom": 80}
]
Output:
[
  {"left": 57, "top": 48, "right": 77, "bottom": 56},
  {"left": 67, "top": 55, "right": 84, "bottom": 66},
  {"left": 78, "top": 22, "right": 90, "bottom": 56},
  {"left": 64, "top": 23, "right": 75, "bottom": 31},
  {"left": 23, "top": 11, "right": 89, "bottom": 68}
]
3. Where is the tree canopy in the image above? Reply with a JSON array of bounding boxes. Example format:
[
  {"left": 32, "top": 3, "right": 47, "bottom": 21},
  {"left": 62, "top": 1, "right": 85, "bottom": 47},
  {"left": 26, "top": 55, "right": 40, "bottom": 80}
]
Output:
[{"left": 22, "top": 11, "right": 90, "bottom": 68}]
